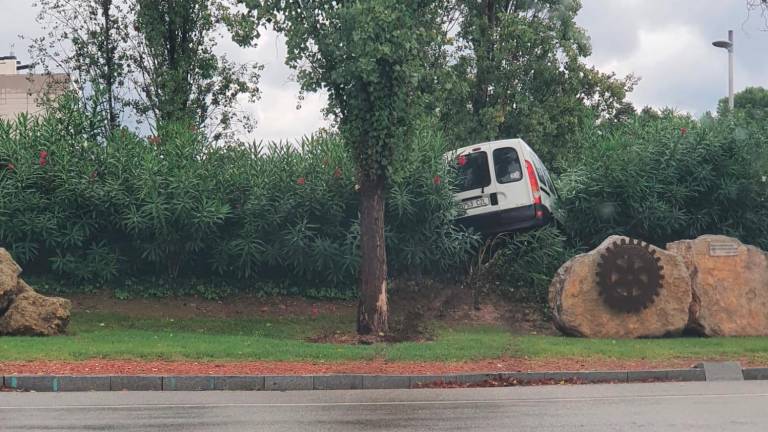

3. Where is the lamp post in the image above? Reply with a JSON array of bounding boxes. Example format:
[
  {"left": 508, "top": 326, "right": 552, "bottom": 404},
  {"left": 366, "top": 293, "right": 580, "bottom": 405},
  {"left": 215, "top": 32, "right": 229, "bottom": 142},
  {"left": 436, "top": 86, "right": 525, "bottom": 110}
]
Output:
[{"left": 712, "top": 30, "right": 734, "bottom": 110}]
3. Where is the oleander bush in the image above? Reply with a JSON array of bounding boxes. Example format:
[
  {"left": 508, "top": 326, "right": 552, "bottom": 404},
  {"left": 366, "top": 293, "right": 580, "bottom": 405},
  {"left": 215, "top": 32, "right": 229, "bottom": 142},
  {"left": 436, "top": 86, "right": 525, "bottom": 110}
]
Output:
[
  {"left": 558, "top": 110, "right": 768, "bottom": 249},
  {"left": 490, "top": 226, "right": 576, "bottom": 305},
  {"left": 0, "top": 95, "right": 479, "bottom": 297}
]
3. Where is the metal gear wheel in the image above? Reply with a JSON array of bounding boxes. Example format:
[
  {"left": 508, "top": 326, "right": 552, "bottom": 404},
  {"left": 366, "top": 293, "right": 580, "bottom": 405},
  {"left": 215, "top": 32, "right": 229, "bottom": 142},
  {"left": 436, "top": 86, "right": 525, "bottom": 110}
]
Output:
[{"left": 596, "top": 238, "right": 664, "bottom": 313}]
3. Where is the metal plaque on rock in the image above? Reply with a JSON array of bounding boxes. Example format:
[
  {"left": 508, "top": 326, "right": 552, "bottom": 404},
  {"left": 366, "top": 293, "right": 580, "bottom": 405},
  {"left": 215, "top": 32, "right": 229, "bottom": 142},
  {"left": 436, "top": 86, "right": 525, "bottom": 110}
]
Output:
[{"left": 708, "top": 241, "right": 740, "bottom": 257}]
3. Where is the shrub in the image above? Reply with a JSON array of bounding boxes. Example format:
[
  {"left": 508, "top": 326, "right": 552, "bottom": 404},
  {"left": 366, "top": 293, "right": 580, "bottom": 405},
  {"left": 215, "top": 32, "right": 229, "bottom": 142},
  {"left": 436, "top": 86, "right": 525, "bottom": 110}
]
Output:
[
  {"left": 0, "top": 96, "right": 479, "bottom": 297},
  {"left": 558, "top": 111, "right": 768, "bottom": 249},
  {"left": 485, "top": 226, "right": 576, "bottom": 306}
]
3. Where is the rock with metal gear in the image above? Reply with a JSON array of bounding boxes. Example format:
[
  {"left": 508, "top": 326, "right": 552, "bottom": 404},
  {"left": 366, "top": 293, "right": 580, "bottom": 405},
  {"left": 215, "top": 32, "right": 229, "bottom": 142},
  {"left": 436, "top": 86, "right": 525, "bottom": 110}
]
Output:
[{"left": 596, "top": 238, "right": 665, "bottom": 313}]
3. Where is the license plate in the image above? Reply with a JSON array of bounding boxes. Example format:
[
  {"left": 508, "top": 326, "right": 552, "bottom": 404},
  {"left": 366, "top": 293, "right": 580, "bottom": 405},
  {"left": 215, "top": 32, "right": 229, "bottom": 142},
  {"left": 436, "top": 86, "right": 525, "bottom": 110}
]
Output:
[{"left": 462, "top": 197, "right": 489, "bottom": 210}]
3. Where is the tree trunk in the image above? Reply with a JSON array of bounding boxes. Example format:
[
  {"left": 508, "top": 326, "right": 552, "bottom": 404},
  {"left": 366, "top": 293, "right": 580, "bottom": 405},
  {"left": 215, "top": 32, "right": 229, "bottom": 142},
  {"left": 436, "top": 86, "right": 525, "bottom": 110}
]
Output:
[
  {"left": 357, "top": 177, "right": 389, "bottom": 335},
  {"left": 101, "top": 0, "right": 117, "bottom": 133}
]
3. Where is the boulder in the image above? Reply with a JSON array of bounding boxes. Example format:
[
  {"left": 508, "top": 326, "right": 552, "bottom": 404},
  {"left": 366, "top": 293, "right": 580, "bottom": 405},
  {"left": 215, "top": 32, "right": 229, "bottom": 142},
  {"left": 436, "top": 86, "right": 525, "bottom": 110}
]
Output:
[
  {"left": 0, "top": 248, "right": 22, "bottom": 312},
  {"left": 0, "top": 291, "right": 71, "bottom": 336},
  {"left": 667, "top": 235, "right": 768, "bottom": 336},
  {"left": 0, "top": 248, "right": 71, "bottom": 336},
  {"left": 549, "top": 236, "right": 692, "bottom": 338}
]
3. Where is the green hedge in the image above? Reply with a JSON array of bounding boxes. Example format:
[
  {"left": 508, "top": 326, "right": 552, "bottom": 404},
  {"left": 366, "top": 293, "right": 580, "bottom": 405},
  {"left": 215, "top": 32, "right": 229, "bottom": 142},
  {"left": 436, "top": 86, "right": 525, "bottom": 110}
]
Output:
[
  {"left": 0, "top": 96, "right": 478, "bottom": 297},
  {"left": 558, "top": 111, "right": 768, "bottom": 249}
]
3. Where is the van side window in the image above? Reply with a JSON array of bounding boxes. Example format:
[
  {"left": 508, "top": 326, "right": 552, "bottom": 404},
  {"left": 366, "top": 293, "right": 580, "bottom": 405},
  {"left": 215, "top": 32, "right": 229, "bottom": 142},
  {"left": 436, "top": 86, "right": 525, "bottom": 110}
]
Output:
[
  {"left": 493, "top": 147, "right": 523, "bottom": 184},
  {"left": 531, "top": 152, "right": 555, "bottom": 191},
  {"left": 530, "top": 156, "right": 548, "bottom": 189}
]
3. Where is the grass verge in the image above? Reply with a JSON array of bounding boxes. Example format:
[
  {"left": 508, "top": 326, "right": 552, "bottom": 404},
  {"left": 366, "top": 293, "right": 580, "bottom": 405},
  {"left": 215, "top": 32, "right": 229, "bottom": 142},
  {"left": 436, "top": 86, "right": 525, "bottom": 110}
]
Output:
[{"left": 1, "top": 312, "right": 768, "bottom": 363}]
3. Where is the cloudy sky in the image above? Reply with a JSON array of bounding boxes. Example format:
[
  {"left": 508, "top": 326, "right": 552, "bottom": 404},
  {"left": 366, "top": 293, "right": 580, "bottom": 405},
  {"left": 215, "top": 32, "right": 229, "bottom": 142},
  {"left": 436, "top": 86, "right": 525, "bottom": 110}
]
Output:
[{"left": 1, "top": 0, "right": 766, "bottom": 142}]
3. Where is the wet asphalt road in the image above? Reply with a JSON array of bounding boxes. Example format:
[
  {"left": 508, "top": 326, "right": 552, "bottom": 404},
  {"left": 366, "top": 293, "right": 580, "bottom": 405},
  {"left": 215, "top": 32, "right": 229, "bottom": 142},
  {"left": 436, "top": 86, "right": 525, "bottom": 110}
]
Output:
[{"left": 1, "top": 381, "right": 768, "bottom": 431}]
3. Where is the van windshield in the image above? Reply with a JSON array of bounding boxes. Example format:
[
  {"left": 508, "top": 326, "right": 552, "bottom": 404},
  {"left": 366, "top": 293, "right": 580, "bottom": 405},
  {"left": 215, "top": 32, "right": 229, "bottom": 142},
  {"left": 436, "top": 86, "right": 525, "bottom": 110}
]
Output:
[{"left": 454, "top": 152, "right": 491, "bottom": 192}]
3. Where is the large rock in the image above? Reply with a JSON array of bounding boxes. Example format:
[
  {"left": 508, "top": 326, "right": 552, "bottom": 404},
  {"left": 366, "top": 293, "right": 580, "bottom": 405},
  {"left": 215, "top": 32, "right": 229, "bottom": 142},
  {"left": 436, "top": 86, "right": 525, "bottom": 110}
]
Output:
[
  {"left": 668, "top": 235, "right": 768, "bottom": 336},
  {"left": 0, "top": 248, "right": 22, "bottom": 312},
  {"left": 0, "top": 291, "right": 71, "bottom": 336},
  {"left": 0, "top": 248, "right": 71, "bottom": 336},
  {"left": 549, "top": 236, "right": 692, "bottom": 338}
]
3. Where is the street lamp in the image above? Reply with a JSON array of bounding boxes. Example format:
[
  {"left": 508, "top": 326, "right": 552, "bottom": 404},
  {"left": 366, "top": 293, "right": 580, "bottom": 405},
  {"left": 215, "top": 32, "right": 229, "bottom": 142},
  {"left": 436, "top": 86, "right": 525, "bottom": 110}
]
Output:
[{"left": 712, "top": 30, "right": 734, "bottom": 110}]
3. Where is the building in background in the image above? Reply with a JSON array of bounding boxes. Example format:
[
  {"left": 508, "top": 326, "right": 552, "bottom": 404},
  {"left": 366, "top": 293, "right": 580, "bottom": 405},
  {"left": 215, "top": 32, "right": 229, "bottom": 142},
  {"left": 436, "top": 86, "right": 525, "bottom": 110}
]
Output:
[{"left": 0, "top": 55, "right": 70, "bottom": 120}]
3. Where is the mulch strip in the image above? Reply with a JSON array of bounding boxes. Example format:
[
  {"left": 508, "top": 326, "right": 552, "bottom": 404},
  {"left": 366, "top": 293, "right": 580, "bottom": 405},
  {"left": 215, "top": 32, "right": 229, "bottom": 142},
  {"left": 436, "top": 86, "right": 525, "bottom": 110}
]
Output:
[{"left": 0, "top": 357, "right": 747, "bottom": 376}]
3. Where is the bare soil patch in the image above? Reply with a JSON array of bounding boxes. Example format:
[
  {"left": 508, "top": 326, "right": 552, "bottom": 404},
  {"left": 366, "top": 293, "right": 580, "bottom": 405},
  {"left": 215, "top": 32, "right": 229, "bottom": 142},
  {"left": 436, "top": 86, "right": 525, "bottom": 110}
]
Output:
[{"left": 69, "top": 291, "right": 356, "bottom": 320}]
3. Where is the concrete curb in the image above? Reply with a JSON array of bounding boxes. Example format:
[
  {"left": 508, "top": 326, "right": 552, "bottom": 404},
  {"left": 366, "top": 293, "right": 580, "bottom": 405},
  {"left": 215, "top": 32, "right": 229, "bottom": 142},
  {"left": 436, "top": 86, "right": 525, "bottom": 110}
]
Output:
[{"left": 0, "top": 367, "right": 715, "bottom": 392}]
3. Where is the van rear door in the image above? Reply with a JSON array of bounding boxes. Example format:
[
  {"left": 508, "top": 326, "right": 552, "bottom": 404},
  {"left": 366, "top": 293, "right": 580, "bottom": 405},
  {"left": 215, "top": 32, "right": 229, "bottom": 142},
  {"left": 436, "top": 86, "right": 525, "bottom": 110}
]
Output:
[
  {"left": 490, "top": 145, "right": 532, "bottom": 210},
  {"left": 452, "top": 145, "right": 497, "bottom": 216}
]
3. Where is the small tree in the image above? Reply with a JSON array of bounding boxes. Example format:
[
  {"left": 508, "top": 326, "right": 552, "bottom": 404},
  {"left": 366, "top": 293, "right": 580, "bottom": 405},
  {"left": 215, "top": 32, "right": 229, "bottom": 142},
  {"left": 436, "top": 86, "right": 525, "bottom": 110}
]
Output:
[
  {"left": 250, "top": 0, "right": 446, "bottom": 334},
  {"left": 31, "top": 0, "right": 132, "bottom": 135}
]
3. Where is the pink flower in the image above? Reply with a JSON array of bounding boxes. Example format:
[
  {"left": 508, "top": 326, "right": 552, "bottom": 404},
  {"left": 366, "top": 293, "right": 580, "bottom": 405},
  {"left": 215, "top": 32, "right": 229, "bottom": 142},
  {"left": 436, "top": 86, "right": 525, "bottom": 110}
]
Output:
[
  {"left": 457, "top": 155, "right": 467, "bottom": 166},
  {"left": 333, "top": 167, "right": 342, "bottom": 178},
  {"left": 297, "top": 177, "right": 306, "bottom": 185},
  {"left": 433, "top": 175, "right": 441, "bottom": 185},
  {"left": 39, "top": 150, "right": 48, "bottom": 167},
  {"left": 680, "top": 127, "right": 688, "bottom": 136}
]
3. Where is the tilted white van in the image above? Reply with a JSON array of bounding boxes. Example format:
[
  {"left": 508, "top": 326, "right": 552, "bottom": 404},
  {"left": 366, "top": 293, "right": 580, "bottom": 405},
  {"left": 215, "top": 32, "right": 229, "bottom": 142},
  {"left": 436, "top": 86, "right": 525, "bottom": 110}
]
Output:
[{"left": 446, "top": 139, "right": 558, "bottom": 234}]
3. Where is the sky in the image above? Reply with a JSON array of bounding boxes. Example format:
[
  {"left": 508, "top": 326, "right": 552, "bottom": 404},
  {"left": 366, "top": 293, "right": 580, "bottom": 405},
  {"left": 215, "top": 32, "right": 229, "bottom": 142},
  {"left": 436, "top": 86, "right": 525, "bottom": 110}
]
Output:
[{"left": 1, "top": 0, "right": 766, "bottom": 142}]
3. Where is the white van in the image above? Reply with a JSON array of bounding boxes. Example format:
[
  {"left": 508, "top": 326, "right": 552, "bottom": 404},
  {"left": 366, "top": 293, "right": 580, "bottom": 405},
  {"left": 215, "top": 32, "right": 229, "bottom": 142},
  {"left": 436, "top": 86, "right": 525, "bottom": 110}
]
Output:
[{"left": 446, "top": 139, "right": 558, "bottom": 234}]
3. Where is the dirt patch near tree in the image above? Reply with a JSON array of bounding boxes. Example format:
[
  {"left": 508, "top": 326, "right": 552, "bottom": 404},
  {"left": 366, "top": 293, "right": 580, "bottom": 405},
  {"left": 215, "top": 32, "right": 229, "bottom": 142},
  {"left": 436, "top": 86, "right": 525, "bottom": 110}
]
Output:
[
  {"left": 69, "top": 291, "right": 357, "bottom": 320},
  {"left": 386, "top": 278, "right": 556, "bottom": 336}
]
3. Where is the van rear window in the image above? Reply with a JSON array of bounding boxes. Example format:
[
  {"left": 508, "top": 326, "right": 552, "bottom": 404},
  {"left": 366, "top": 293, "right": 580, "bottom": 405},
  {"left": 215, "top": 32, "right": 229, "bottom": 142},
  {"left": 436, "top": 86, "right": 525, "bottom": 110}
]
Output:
[
  {"left": 493, "top": 147, "right": 523, "bottom": 184},
  {"left": 454, "top": 151, "right": 491, "bottom": 192}
]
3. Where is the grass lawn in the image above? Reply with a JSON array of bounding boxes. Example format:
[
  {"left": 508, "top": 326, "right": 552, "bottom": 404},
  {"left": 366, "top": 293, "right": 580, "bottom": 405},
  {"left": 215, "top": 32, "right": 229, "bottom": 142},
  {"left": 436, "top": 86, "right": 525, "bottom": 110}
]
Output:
[{"left": 1, "top": 312, "right": 768, "bottom": 363}]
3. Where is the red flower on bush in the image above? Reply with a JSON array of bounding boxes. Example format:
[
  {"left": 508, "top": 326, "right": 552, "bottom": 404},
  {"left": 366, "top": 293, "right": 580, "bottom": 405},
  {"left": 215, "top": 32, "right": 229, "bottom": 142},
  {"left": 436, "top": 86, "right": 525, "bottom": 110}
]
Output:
[
  {"left": 680, "top": 127, "right": 688, "bottom": 136},
  {"left": 457, "top": 155, "right": 467, "bottom": 166},
  {"left": 297, "top": 177, "right": 306, "bottom": 185},
  {"left": 333, "top": 167, "right": 342, "bottom": 178},
  {"left": 38, "top": 150, "right": 48, "bottom": 167},
  {"left": 433, "top": 175, "right": 441, "bottom": 185},
  {"left": 148, "top": 135, "right": 161, "bottom": 145}
]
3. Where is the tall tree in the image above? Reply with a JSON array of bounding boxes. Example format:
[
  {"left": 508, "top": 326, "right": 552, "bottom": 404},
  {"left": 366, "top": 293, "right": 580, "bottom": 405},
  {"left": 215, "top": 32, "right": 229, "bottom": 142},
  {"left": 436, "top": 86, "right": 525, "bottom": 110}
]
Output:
[
  {"left": 248, "top": 0, "right": 446, "bottom": 335},
  {"left": 439, "top": 0, "right": 636, "bottom": 165},
  {"left": 31, "top": 0, "right": 261, "bottom": 141},
  {"left": 130, "top": 0, "right": 262, "bottom": 140},
  {"left": 31, "top": 0, "right": 131, "bottom": 135}
]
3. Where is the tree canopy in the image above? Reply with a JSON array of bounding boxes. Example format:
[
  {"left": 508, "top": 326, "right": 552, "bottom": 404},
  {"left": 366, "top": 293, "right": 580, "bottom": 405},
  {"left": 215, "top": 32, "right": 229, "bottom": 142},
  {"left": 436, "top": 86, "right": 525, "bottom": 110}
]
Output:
[
  {"left": 718, "top": 87, "right": 768, "bottom": 121},
  {"left": 436, "top": 0, "right": 636, "bottom": 165}
]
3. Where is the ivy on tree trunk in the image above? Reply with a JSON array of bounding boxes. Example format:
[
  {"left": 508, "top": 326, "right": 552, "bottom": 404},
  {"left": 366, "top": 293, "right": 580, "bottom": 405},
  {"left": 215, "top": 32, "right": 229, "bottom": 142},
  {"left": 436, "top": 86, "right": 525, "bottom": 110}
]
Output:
[{"left": 357, "top": 178, "right": 388, "bottom": 335}]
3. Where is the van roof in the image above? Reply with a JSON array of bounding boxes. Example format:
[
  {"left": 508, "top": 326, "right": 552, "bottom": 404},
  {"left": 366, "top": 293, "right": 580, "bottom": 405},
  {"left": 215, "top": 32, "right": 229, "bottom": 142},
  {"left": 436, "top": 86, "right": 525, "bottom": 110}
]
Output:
[{"left": 451, "top": 138, "right": 528, "bottom": 156}]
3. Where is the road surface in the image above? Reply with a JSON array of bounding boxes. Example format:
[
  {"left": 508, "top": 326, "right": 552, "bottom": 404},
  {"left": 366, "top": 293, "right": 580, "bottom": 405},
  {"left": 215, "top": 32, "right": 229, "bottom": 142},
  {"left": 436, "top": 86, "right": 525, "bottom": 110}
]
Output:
[{"left": 2, "top": 381, "right": 768, "bottom": 431}]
